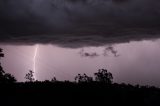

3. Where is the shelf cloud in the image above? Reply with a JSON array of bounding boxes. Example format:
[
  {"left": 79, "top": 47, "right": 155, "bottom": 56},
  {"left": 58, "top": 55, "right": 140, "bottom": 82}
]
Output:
[{"left": 0, "top": 0, "right": 160, "bottom": 47}]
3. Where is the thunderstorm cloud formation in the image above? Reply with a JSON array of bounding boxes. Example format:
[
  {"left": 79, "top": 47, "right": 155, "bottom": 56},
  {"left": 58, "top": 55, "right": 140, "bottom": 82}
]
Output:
[{"left": 0, "top": 0, "right": 160, "bottom": 47}]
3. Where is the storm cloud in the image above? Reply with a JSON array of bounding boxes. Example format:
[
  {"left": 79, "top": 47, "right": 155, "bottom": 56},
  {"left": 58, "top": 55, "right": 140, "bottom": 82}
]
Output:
[{"left": 1, "top": 0, "right": 160, "bottom": 47}]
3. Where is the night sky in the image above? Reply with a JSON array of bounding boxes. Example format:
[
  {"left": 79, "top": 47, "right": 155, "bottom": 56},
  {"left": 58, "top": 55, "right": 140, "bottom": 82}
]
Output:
[{"left": 1, "top": 0, "right": 160, "bottom": 86}]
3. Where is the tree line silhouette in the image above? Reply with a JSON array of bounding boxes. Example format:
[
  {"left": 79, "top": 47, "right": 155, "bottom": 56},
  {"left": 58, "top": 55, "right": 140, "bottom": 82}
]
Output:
[
  {"left": 24, "top": 69, "right": 113, "bottom": 84},
  {"left": 1, "top": 48, "right": 160, "bottom": 105},
  {"left": 0, "top": 48, "right": 16, "bottom": 84},
  {"left": 0, "top": 48, "right": 114, "bottom": 84}
]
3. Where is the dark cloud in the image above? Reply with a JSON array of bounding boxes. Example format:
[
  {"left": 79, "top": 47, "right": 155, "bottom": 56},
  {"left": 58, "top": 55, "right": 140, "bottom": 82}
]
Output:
[
  {"left": 79, "top": 48, "right": 99, "bottom": 58},
  {"left": 103, "top": 46, "right": 119, "bottom": 57},
  {"left": 78, "top": 46, "right": 119, "bottom": 58},
  {"left": 0, "top": 0, "right": 160, "bottom": 47}
]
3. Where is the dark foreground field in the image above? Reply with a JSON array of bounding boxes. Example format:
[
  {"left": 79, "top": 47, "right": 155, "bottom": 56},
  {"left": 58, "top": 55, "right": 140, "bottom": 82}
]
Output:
[{"left": 1, "top": 82, "right": 160, "bottom": 105}]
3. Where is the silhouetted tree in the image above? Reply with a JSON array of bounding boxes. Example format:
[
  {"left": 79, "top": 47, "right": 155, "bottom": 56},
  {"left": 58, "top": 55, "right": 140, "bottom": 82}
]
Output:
[
  {"left": 51, "top": 77, "right": 57, "bottom": 82},
  {"left": 25, "top": 70, "right": 35, "bottom": 82},
  {"left": 0, "top": 48, "right": 17, "bottom": 83},
  {"left": 94, "top": 69, "right": 113, "bottom": 84},
  {"left": 0, "top": 48, "right": 5, "bottom": 77},
  {"left": 3, "top": 73, "right": 17, "bottom": 83},
  {"left": 0, "top": 48, "right": 4, "bottom": 58},
  {"left": 0, "top": 65, "right": 5, "bottom": 79},
  {"left": 75, "top": 73, "right": 93, "bottom": 83}
]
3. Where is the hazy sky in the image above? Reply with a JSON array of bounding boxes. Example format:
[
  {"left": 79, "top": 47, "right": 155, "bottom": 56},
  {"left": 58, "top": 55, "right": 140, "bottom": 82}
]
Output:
[{"left": 1, "top": 38, "right": 160, "bottom": 87}]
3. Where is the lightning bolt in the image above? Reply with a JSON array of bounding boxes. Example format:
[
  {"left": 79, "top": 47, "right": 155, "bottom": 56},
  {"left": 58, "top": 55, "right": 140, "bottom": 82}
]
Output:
[{"left": 33, "top": 45, "right": 39, "bottom": 80}]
